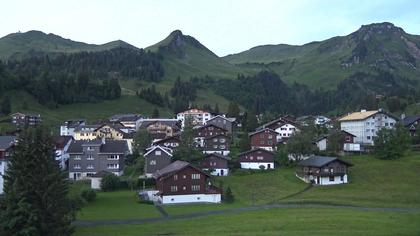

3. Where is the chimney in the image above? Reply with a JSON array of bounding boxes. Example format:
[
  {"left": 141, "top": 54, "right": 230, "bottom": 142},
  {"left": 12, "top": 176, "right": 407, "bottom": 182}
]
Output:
[
  {"left": 401, "top": 113, "right": 406, "bottom": 120},
  {"left": 361, "top": 109, "right": 367, "bottom": 112}
]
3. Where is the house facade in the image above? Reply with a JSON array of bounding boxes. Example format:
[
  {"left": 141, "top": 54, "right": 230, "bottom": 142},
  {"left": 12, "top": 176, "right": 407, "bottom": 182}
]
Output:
[
  {"left": 153, "top": 160, "right": 222, "bottom": 204},
  {"left": 139, "top": 119, "right": 181, "bottom": 140},
  {"left": 202, "top": 134, "right": 230, "bottom": 156},
  {"left": 60, "top": 119, "right": 86, "bottom": 136},
  {"left": 144, "top": 146, "right": 173, "bottom": 178},
  {"left": 257, "top": 117, "right": 299, "bottom": 142},
  {"left": 73, "top": 125, "right": 101, "bottom": 140},
  {"left": 195, "top": 124, "right": 227, "bottom": 147},
  {"left": 67, "top": 139, "right": 129, "bottom": 180},
  {"left": 11, "top": 113, "right": 42, "bottom": 127},
  {"left": 249, "top": 128, "right": 278, "bottom": 151},
  {"left": 237, "top": 148, "right": 275, "bottom": 170},
  {"left": 177, "top": 108, "right": 212, "bottom": 129},
  {"left": 201, "top": 153, "right": 230, "bottom": 176},
  {"left": 314, "top": 130, "right": 359, "bottom": 152},
  {"left": 206, "top": 115, "right": 236, "bottom": 134},
  {"left": 0, "top": 136, "right": 16, "bottom": 195},
  {"left": 55, "top": 136, "right": 73, "bottom": 170},
  {"left": 296, "top": 156, "right": 352, "bottom": 185},
  {"left": 152, "top": 135, "right": 181, "bottom": 149},
  {"left": 339, "top": 109, "right": 397, "bottom": 146},
  {"left": 402, "top": 115, "right": 420, "bottom": 136},
  {"left": 109, "top": 114, "right": 144, "bottom": 130}
]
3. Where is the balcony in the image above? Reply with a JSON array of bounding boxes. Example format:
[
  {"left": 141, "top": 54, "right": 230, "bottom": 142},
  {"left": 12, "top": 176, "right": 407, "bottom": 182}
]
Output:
[{"left": 296, "top": 170, "right": 346, "bottom": 177}]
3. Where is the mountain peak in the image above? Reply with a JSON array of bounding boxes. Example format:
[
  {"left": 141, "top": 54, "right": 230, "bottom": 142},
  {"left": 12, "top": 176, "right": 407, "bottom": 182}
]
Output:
[
  {"left": 358, "top": 22, "right": 404, "bottom": 35},
  {"left": 169, "top": 30, "right": 183, "bottom": 37}
]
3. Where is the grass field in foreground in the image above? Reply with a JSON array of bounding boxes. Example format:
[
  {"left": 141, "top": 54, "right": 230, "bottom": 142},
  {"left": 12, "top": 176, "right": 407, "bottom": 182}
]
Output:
[
  {"left": 76, "top": 191, "right": 161, "bottom": 221},
  {"left": 75, "top": 207, "right": 420, "bottom": 236}
]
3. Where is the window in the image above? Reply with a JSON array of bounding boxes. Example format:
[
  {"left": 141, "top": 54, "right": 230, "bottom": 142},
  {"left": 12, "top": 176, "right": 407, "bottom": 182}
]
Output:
[
  {"left": 87, "top": 155, "right": 94, "bottom": 160},
  {"left": 192, "top": 185, "right": 200, "bottom": 191},
  {"left": 213, "top": 138, "right": 218, "bottom": 143},
  {"left": 220, "top": 138, "right": 226, "bottom": 143},
  {"left": 183, "top": 175, "right": 187, "bottom": 179},
  {"left": 183, "top": 186, "right": 186, "bottom": 190},
  {"left": 87, "top": 146, "right": 94, "bottom": 151},
  {"left": 390, "top": 123, "right": 394, "bottom": 126},
  {"left": 385, "top": 123, "right": 389, "bottom": 126},
  {"left": 155, "top": 150, "right": 161, "bottom": 155},
  {"left": 192, "top": 174, "right": 201, "bottom": 179},
  {"left": 257, "top": 156, "right": 264, "bottom": 160},
  {"left": 87, "top": 164, "right": 94, "bottom": 169},
  {"left": 73, "top": 164, "right": 81, "bottom": 169},
  {"left": 170, "top": 186, "right": 178, "bottom": 192},
  {"left": 367, "top": 136, "right": 371, "bottom": 140},
  {"left": 220, "top": 145, "right": 226, "bottom": 149},
  {"left": 366, "top": 129, "right": 370, "bottom": 132},
  {"left": 268, "top": 135, "right": 273, "bottom": 139},
  {"left": 74, "top": 155, "right": 81, "bottom": 160},
  {"left": 107, "top": 163, "right": 119, "bottom": 169},
  {"left": 329, "top": 176, "right": 335, "bottom": 182},
  {"left": 108, "top": 155, "right": 119, "bottom": 160},
  {"left": 174, "top": 174, "right": 178, "bottom": 180},
  {"left": 340, "top": 176, "right": 344, "bottom": 181},
  {"left": 268, "top": 141, "right": 272, "bottom": 145},
  {"left": 213, "top": 145, "right": 218, "bottom": 149},
  {"left": 281, "top": 128, "right": 287, "bottom": 131},
  {"left": 260, "top": 141, "right": 265, "bottom": 145},
  {"left": 150, "top": 160, "right": 156, "bottom": 165}
]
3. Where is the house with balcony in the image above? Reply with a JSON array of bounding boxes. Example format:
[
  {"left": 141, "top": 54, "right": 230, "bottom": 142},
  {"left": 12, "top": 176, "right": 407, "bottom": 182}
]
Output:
[
  {"left": 0, "top": 136, "right": 17, "bottom": 195},
  {"left": 152, "top": 160, "right": 222, "bottom": 204},
  {"left": 249, "top": 128, "right": 278, "bottom": 151},
  {"left": 60, "top": 119, "right": 86, "bottom": 136},
  {"left": 237, "top": 148, "right": 275, "bottom": 170},
  {"left": 257, "top": 116, "right": 299, "bottom": 143},
  {"left": 296, "top": 156, "right": 353, "bottom": 185},
  {"left": 177, "top": 108, "right": 212, "bottom": 129},
  {"left": 67, "top": 139, "right": 129, "bottom": 180}
]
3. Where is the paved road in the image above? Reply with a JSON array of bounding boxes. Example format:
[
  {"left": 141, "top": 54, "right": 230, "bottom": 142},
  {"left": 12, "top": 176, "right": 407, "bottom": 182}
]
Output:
[{"left": 74, "top": 203, "right": 420, "bottom": 227}]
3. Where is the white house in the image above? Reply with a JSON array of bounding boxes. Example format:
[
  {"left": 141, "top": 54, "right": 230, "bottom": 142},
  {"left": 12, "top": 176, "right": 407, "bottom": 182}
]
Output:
[
  {"left": 257, "top": 117, "right": 299, "bottom": 142},
  {"left": 177, "top": 108, "right": 212, "bottom": 129},
  {"left": 339, "top": 109, "right": 397, "bottom": 146},
  {"left": 60, "top": 119, "right": 86, "bottom": 136},
  {"left": 314, "top": 116, "right": 331, "bottom": 126}
]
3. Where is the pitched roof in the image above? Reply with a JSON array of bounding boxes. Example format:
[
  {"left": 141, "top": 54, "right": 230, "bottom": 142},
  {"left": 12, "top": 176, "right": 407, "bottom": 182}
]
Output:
[
  {"left": 67, "top": 140, "right": 128, "bottom": 154},
  {"left": 204, "top": 153, "right": 231, "bottom": 160},
  {"left": 178, "top": 108, "right": 210, "bottom": 115},
  {"left": 74, "top": 124, "right": 101, "bottom": 132},
  {"left": 55, "top": 136, "right": 74, "bottom": 149},
  {"left": 153, "top": 160, "right": 209, "bottom": 179},
  {"left": 152, "top": 135, "right": 181, "bottom": 145},
  {"left": 195, "top": 123, "right": 228, "bottom": 132},
  {"left": 138, "top": 119, "right": 181, "bottom": 129},
  {"left": 248, "top": 128, "right": 278, "bottom": 137},
  {"left": 338, "top": 109, "right": 398, "bottom": 122},
  {"left": 144, "top": 146, "right": 173, "bottom": 157},
  {"left": 207, "top": 115, "right": 236, "bottom": 123},
  {"left": 0, "top": 136, "right": 16, "bottom": 150},
  {"left": 298, "top": 156, "right": 353, "bottom": 167},
  {"left": 237, "top": 148, "right": 275, "bottom": 157},
  {"left": 257, "top": 116, "right": 297, "bottom": 130},
  {"left": 403, "top": 115, "right": 420, "bottom": 127},
  {"left": 109, "top": 114, "right": 143, "bottom": 122}
]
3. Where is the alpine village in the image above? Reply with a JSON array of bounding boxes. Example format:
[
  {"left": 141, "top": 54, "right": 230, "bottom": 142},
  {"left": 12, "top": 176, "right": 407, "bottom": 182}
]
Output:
[{"left": 0, "top": 13, "right": 420, "bottom": 236}]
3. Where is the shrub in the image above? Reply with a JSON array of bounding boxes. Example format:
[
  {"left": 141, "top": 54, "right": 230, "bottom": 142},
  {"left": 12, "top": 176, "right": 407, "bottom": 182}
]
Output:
[
  {"left": 101, "top": 173, "right": 120, "bottom": 191},
  {"left": 223, "top": 187, "right": 234, "bottom": 203},
  {"left": 81, "top": 189, "right": 97, "bottom": 202}
]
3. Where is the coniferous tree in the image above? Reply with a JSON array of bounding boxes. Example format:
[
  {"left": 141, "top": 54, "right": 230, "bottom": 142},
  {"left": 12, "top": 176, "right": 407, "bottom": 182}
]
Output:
[
  {"left": 0, "top": 128, "right": 74, "bottom": 236},
  {"left": 1, "top": 96, "right": 11, "bottom": 115},
  {"left": 227, "top": 102, "right": 240, "bottom": 118}
]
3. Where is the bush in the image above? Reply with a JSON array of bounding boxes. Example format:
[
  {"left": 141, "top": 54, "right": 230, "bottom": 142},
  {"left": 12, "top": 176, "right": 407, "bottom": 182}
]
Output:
[
  {"left": 101, "top": 173, "right": 120, "bottom": 191},
  {"left": 81, "top": 189, "right": 97, "bottom": 202},
  {"left": 223, "top": 187, "right": 234, "bottom": 203}
]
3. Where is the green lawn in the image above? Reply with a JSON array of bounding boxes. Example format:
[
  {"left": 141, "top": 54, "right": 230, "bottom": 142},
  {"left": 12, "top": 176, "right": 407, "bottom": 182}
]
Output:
[
  {"left": 287, "top": 153, "right": 420, "bottom": 208},
  {"left": 75, "top": 208, "right": 420, "bottom": 236},
  {"left": 76, "top": 191, "right": 161, "bottom": 221}
]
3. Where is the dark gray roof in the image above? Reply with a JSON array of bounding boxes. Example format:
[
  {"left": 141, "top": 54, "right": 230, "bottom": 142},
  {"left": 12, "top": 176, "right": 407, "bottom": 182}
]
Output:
[
  {"left": 74, "top": 124, "right": 100, "bottom": 132},
  {"left": 204, "top": 153, "right": 231, "bottom": 160},
  {"left": 67, "top": 140, "right": 128, "bottom": 154},
  {"left": 248, "top": 128, "right": 277, "bottom": 137},
  {"left": 403, "top": 115, "right": 420, "bottom": 127},
  {"left": 153, "top": 160, "right": 190, "bottom": 179},
  {"left": 138, "top": 119, "right": 181, "bottom": 129},
  {"left": 256, "top": 116, "right": 297, "bottom": 131},
  {"left": 298, "top": 156, "right": 352, "bottom": 167},
  {"left": 0, "top": 136, "right": 16, "bottom": 150},
  {"left": 237, "top": 148, "right": 274, "bottom": 157},
  {"left": 196, "top": 123, "right": 228, "bottom": 132},
  {"left": 109, "top": 114, "right": 143, "bottom": 122}
]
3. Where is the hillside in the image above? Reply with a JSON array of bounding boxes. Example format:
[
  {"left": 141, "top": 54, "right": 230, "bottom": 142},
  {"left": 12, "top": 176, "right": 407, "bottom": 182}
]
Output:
[
  {"left": 0, "top": 30, "right": 136, "bottom": 60},
  {"left": 224, "top": 22, "right": 420, "bottom": 88},
  {"left": 146, "top": 30, "right": 248, "bottom": 81}
]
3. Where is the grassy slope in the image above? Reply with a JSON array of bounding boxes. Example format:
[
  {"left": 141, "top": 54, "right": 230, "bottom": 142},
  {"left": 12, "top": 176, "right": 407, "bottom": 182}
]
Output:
[
  {"left": 0, "top": 89, "right": 173, "bottom": 132},
  {"left": 0, "top": 30, "right": 134, "bottom": 60},
  {"left": 75, "top": 208, "right": 420, "bottom": 236}
]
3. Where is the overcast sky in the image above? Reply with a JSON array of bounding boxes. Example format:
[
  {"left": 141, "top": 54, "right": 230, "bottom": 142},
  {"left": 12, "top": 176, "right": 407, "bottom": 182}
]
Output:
[{"left": 2, "top": 0, "right": 420, "bottom": 56}]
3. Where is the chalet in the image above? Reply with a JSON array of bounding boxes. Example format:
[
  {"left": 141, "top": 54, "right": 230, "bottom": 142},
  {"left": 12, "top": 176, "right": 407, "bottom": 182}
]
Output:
[
  {"left": 202, "top": 134, "right": 230, "bottom": 156},
  {"left": 206, "top": 115, "right": 236, "bottom": 134},
  {"left": 55, "top": 136, "right": 73, "bottom": 170},
  {"left": 201, "top": 153, "right": 230, "bottom": 176},
  {"left": 314, "top": 130, "right": 359, "bottom": 152},
  {"left": 60, "top": 119, "right": 86, "bottom": 136},
  {"left": 73, "top": 124, "right": 101, "bottom": 140},
  {"left": 152, "top": 135, "right": 181, "bottom": 149},
  {"left": 11, "top": 112, "right": 42, "bottom": 127},
  {"left": 296, "top": 156, "right": 353, "bottom": 185},
  {"left": 237, "top": 148, "right": 275, "bottom": 170},
  {"left": 138, "top": 119, "right": 181, "bottom": 140},
  {"left": 109, "top": 113, "right": 144, "bottom": 130},
  {"left": 194, "top": 124, "right": 227, "bottom": 147},
  {"left": 67, "top": 139, "right": 129, "bottom": 180},
  {"left": 153, "top": 160, "right": 221, "bottom": 204},
  {"left": 144, "top": 146, "right": 173, "bottom": 178},
  {"left": 402, "top": 115, "right": 420, "bottom": 136},
  {"left": 249, "top": 128, "right": 278, "bottom": 151},
  {"left": 0, "top": 136, "right": 17, "bottom": 194},
  {"left": 339, "top": 109, "right": 398, "bottom": 146},
  {"left": 177, "top": 108, "right": 212, "bottom": 129},
  {"left": 257, "top": 116, "right": 299, "bottom": 142}
]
